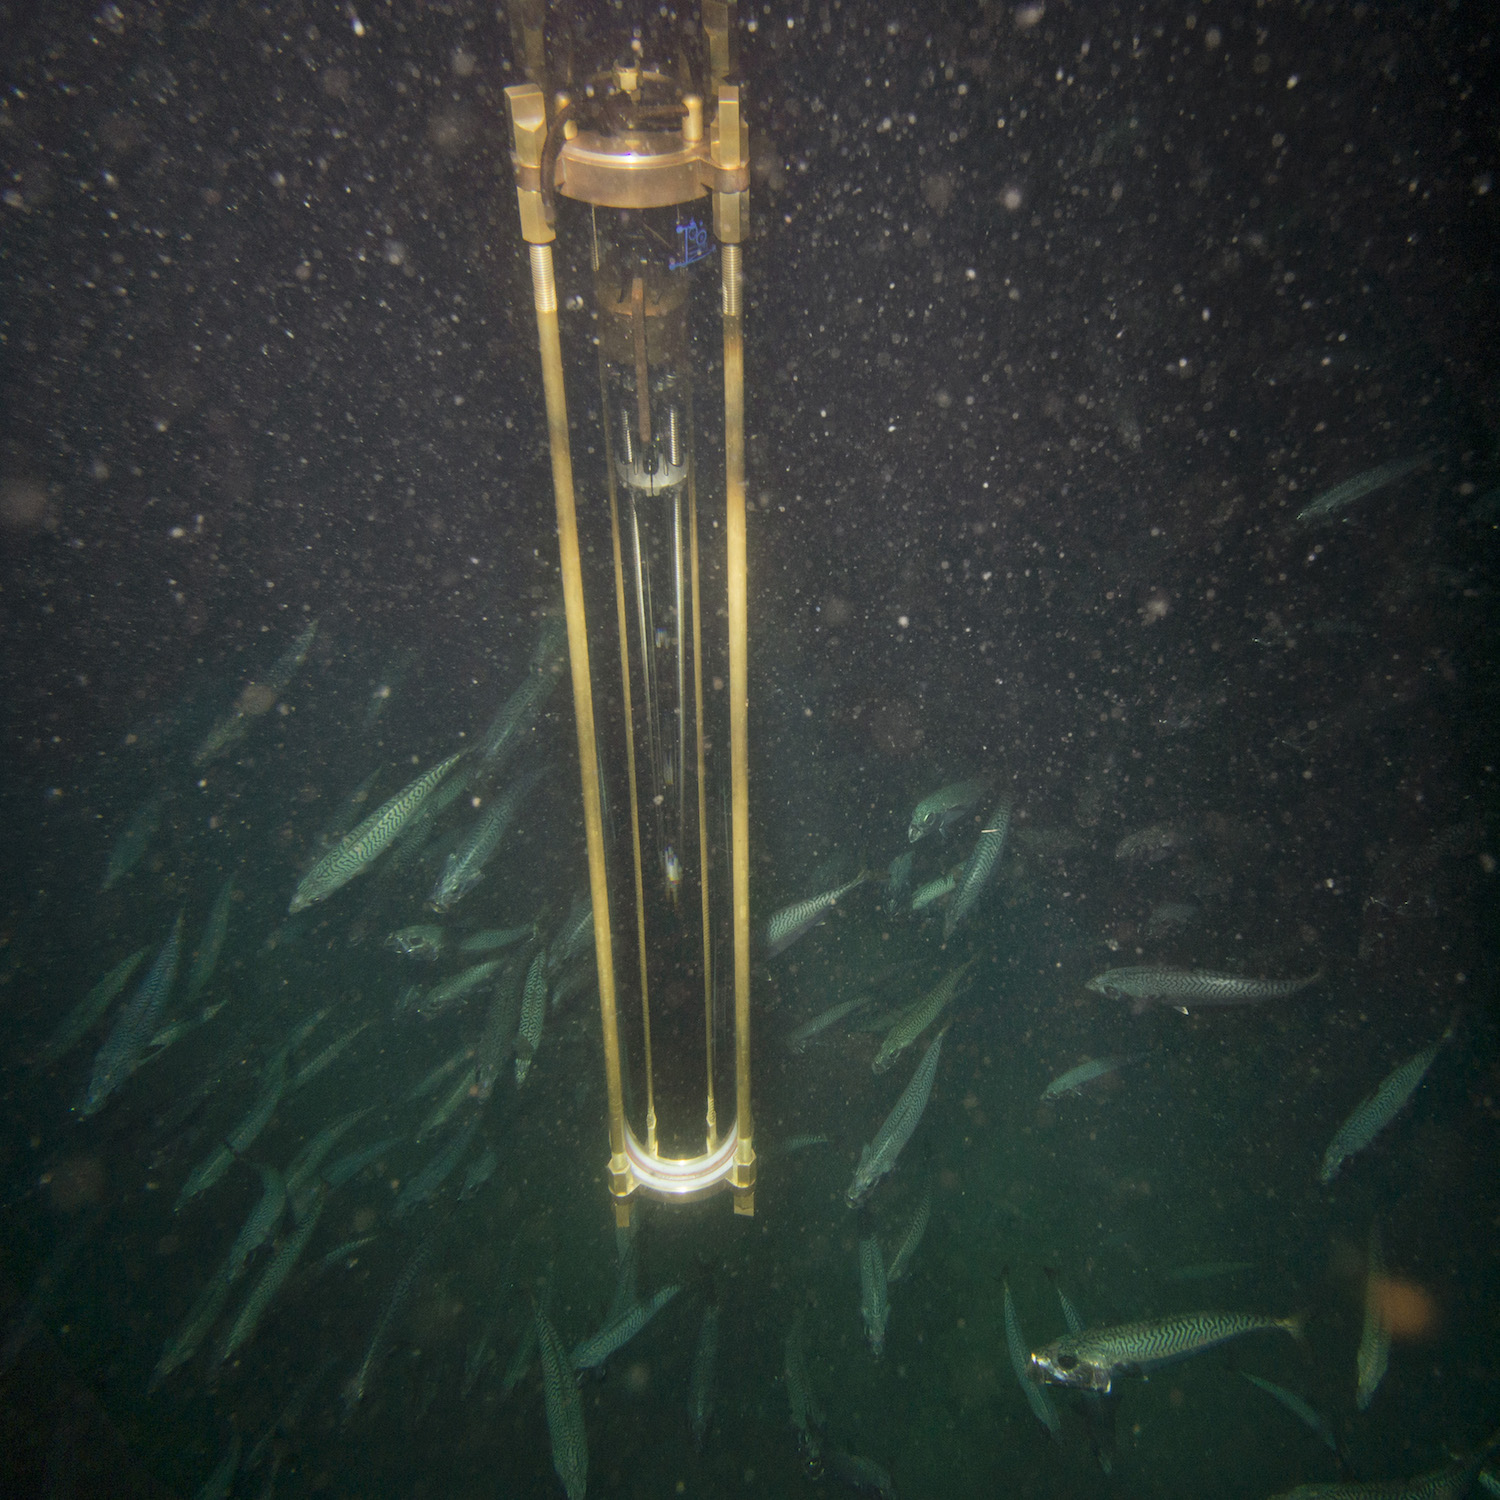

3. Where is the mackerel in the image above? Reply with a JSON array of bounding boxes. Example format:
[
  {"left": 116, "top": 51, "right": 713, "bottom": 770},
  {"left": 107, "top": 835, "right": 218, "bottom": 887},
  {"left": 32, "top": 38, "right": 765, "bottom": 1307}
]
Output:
[
  {"left": 176, "top": 1050, "right": 289, "bottom": 1209},
  {"left": 786, "top": 997, "right": 869, "bottom": 1053},
  {"left": 401, "top": 960, "right": 502, "bottom": 1021},
  {"left": 784, "top": 1309, "right": 824, "bottom": 1462},
  {"left": 764, "top": 873, "right": 868, "bottom": 958},
  {"left": 288, "top": 750, "right": 466, "bottom": 913},
  {"left": 291, "top": 1022, "right": 370, "bottom": 1091},
  {"left": 285, "top": 1106, "right": 371, "bottom": 1215},
  {"left": 1295, "top": 453, "right": 1431, "bottom": 524},
  {"left": 150, "top": 1267, "right": 232, "bottom": 1388},
  {"left": 102, "top": 792, "right": 166, "bottom": 890},
  {"left": 1042, "top": 1052, "right": 1145, "bottom": 1100},
  {"left": 77, "top": 914, "right": 183, "bottom": 1117},
  {"left": 481, "top": 668, "right": 555, "bottom": 769},
  {"left": 1321, "top": 1016, "right": 1455, "bottom": 1183},
  {"left": 885, "top": 1187, "right": 931, "bottom": 1284},
  {"left": 387, "top": 925, "right": 446, "bottom": 961},
  {"left": 910, "top": 872, "right": 957, "bottom": 913},
  {"left": 535, "top": 1302, "right": 588, "bottom": 1500},
  {"left": 872, "top": 959, "right": 975, "bottom": 1074},
  {"left": 858, "top": 1236, "right": 889, "bottom": 1357},
  {"left": 394, "top": 1114, "right": 479, "bottom": 1217},
  {"left": 571, "top": 1284, "right": 681, "bottom": 1372},
  {"left": 1241, "top": 1372, "right": 1340, "bottom": 1457},
  {"left": 514, "top": 946, "right": 548, "bottom": 1085},
  {"left": 460, "top": 923, "right": 537, "bottom": 954},
  {"left": 217, "top": 1189, "right": 324, "bottom": 1363},
  {"left": 185, "top": 878, "right": 235, "bottom": 1008},
  {"left": 908, "top": 777, "right": 988, "bottom": 843},
  {"left": 41, "top": 947, "right": 147, "bottom": 1063},
  {"left": 429, "top": 764, "right": 549, "bottom": 912},
  {"left": 1087, "top": 965, "right": 1322, "bottom": 1014},
  {"left": 847, "top": 1027, "right": 947, "bottom": 1206},
  {"left": 1003, "top": 1269, "right": 1060, "bottom": 1439},
  {"left": 1268, "top": 1435, "right": 1500, "bottom": 1500},
  {"left": 1357, "top": 1221, "right": 1390, "bottom": 1411},
  {"left": 225, "top": 1163, "right": 286, "bottom": 1282},
  {"left": 344, "top": 1233, "right": 436, "bottom": 1412},
  {"left": 689, "top": 1304, "right": 719, "bottom": 1451},
  {"left": 322, "top": 1135, "right": 402, "bottom": 1191},
  {"left": 944, "top": 797, "right": 1012, "bottom": 938},
  {"left": 474, "top": 966, "right": 522, "bottom": 1099},
  {"left": 1030, "top": 1309, "right": 1302, "bottom": 1394}
]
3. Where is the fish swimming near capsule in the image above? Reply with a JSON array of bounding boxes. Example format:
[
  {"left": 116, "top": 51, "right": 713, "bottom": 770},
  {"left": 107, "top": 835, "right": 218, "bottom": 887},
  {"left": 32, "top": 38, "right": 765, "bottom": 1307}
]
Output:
[
  {"left": 847, "top": 1028, "right": 947, "bottom": 1207},
  {"left": 872, "top": 960, "right": 975, "bottom": 1075},
  {"left": 944, "top": 798, "right": 1012, "bottom": 939},
  {"left": 535, "top": 1301, "right": 588, "bottom": 1500},
  {"left": 1087, "top": 965, "right": 1322, "bottom": 1015},
  {"left": 429, "top": 764, "right": 550, "bottom": 912},
  {"left": 288, "top": 750, "right": 466, "bottom": 913},
  {"left": 764, "top": 873, "right": 869, "bottom": 958},
  {"left": 908, "top": 778, "right": 988, "bottom": 843},
  {"left": 1294, "top": 453, "right": 1432, "bottom": 525},
  {"left": 1030, "top": 1309, "right": 1303, "bottom": 1395},
  {"left": 1320, "top": 1014, "right": 1457, "bottom": 1184},
  {"left": 571, "top": 1284, "right": 682, "bottom": 1374}
]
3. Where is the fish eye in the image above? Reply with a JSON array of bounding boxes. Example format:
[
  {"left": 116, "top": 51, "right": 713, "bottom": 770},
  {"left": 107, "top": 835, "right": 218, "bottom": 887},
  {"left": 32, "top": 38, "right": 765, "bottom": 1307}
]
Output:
[{"left": 1056, "top": 1354, "right": 1078, "bottom": 1371}]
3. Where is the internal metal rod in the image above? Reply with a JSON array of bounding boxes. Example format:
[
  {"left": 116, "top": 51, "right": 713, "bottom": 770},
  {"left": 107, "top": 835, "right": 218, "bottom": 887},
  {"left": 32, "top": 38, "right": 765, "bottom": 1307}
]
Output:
[
  {"left": 626, "top": 487, "right": 661, "bottom": 821},
  {"left": 671, "top": 479, "right": 688, "bottom": 855},
  {"left": 599, "top": 359, "right": 658, "bottom": 1161},
  {"left": 690, "top": 456, "right": 716, "bottom": 1150}
]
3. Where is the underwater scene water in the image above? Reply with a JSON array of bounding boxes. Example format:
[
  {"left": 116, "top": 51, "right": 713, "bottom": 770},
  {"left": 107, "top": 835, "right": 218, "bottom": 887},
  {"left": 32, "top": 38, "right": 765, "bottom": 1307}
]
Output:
[{"left": 2, "top": 4, "right": 1498, "bottom": 1499}]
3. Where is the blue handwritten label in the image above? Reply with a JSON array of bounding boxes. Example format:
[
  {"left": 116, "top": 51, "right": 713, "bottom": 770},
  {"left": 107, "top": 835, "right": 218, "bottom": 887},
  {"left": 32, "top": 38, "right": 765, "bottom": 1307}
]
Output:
[{"left": 670, "top": 216, "right": 712, "bottom": 269}]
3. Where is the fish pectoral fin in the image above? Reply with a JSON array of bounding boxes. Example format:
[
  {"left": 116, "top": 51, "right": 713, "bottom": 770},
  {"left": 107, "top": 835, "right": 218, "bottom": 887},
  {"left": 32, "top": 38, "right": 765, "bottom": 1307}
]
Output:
[{"left": 1174, "top": 1005, "right": 1190, "bottom": 1016}]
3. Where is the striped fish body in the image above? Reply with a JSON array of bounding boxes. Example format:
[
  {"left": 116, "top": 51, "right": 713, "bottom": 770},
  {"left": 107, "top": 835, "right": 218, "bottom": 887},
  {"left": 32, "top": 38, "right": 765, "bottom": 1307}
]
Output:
[
  {"left": 910, "top": 872, "right": 957, "bottom": 913},
  {"left": 765, "top": 874, "right": 868, "bottom": 958},
  {"left": 571, "top": 1284, "right": 682, "bottom": 1371},
  {"left": 1357, "top": 1223, "right": 1390, "bottom": 1410},
  {"left": 908, "top": 778, "right": 988, "bottom": 843},
  {"left": 344, "top": 1236, "right": 435, "bottom": 1412},
  {"left": 228, "top": 1051, "right": 288, "bottom": 1153},
  {"left": 42, "top": 947, "right": 148, "bottom": 1063},
  {"left": 1042, "top": 1052, "right": 1143, "bottom": 1100},
  {"left": 1268, "top": 1457, "right": 1487, "bottom": 1500},
  {"left": 689, "top": 1304, "right": 719, "bottom": 1451},
  {"left": 1321, "top": 1029, "right": 1448, "bottom": 1183},
  {"left": 885, "top": 851, "right": 914, "bottom": 913},
  {"left": 430, "top": 765, "right": 549, "bottom": 911},
  {"left": 185, "top": 878, "right": 235, "bottom": 1006},
  {"left": 872, "top": 960, "right": 974, "bottom": 1073},
  {"left": 217, "top": 1191, "right": 324, "bottom": 1363},
  {"left": 226, "top": 1164, "right": 285, "bottom": 1282},
  {"left": 1241, "top": 1372, "right": 1339, "bottom": 1457},
  {"left": 475, "top": 968, "right": 522, "bottom": 1099},
  {"left": 858, "top": 1237, "right": 889, "bottom": 1357},
  {"left": 411, "top": 960, "right": 503, "bottom": 1020},
  {"left": 1003, "top": 1274, "right": 1061, "bottom": 1438},
  {"left": 77, "top": 914, "right": 183, "bottom": 1116},
  {"left": 1296, "top": 454, "right": 1431, "bottom": 524},
  {"left": 290, "top": 1022, "right": 369, "bottom": 1092},
  {"left": 886, "top": 1188, "right": 931, "bottom": 1284},
  {"left": 284, "top": 1107, "right": 370, "bottom": 1213},
  {"left": 847, "top": 1028, "right": 946, "bottom": 1206},
  {"left": 944, "top": 798, "right": 1012, "bottom": 939},
  {"left": 387, "top": 925, "right": 446, "bottom": 960},
  {"left": 515, "top": 947, "right": 548, "bottom": 1085},
  {"left": 288, "top": 750, "right": 466, "bottom": 913},
  {"left": 1031, "top": 1310, "right": 1301, "bottom": 1394},
  {"left": 150, "top": 1268, "right": 232, "bottom": 1389},
  {"left": 395, "top": 1114, "right": 480, "bottom": 1217},
  {"left": 482, "top": 669, "right": 553, "bottom": 767},
  {"left": 787, "top": 998, "right": 867, "bottom": 1053},
  {"left": 1087, "top": 966, "right": 1322, "bottom": 1013},
  {"left": 102, "top": 793, "right": 165, "bottom": 889},
  {"left": 824, "top": 1451, "right": 896, "bottom": 1499},
  {"left": 784, "top": 1310, "right": 823, "bottom": 1460},
  {"left": 461, "top": 923, "right": 537, "bottom": 954},
  {"left": 196, "top": 1433, "right": 242, "bottom": 1500},
  {"left": 535, "top": 1304, "right": 588, "bottom": 1500}
]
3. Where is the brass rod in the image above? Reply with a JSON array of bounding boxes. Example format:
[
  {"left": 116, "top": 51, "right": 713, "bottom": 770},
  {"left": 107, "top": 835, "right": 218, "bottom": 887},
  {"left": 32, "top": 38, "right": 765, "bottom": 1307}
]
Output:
[
  {"left": 721, "top": 240, "right": 754, "bottom": 1209},
  {"left": 689, "top": 454, "right": 716, "bottom": 1150},
  {"left": 524, "top": 241, "right": 629, "bottom": 1189},
  {"left": 672, "top": 482, "right": 687, "bottom": 851},
  {"left": 630, "top": 276, "right": 651, "bottom": 444}
]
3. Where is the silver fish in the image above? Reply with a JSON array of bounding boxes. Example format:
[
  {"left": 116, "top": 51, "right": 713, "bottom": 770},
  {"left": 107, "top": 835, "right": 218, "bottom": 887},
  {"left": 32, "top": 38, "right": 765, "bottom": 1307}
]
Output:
[
  {"left": 322, "top": 1135, "right": 402, "bottom": 1192},
  {"left": 193, "top": 620, "right": 318, "bottom": 768},
  {"left": 515, "top": 946, "right": 548, "bottom": 1085},
  {"left": 401, "top": 960, "right": 503, "bottom": 1021},
  {"left": 689, "top": 1303, "right": 719, "bottom": 1451},
  {"left": 571, "top": 1284, "right": 682, "bottom": 1372},
  {"left": 1114, "top": 822, "right": 1189, "bottom": 862},
  {"left": 40, "top": 947, "right": 147, "bottom": 1063},
  {"left": 1320, "top": 1016, "right": 1455, "bottom": 1183},
  {"left": 1295, "top": 453, "right": 1432, "bottom": 524},
  {"left": 824, "top": 1449, "right": 897, "bottom": 1499},
  {"left": 386, "top": 925, "right": 446, "bottom": 961},
  {"left": 394, "top": 1114, "right": 480, "bottom": 1217},
  {"left": 184, "top": 878, "right": 235, "bottom": 1009},
  {"left": 1041, "top": 1052, "right": 1145, "bottom": 1101},
  {"left": 284, "top": 1106, "right": 371, "bottom": 1216},
  {"left": 885, "top": 1188, "right": 931, "bottom": 1284},
  {"left": 1357, "top": 1221, "right": 1390, "bottom": 1411},
  {"left": 289, "top": 1022, "right": 369, "bottom": 1092},
  {"left": 217, "top": 1189, "right": 324, "bottom": 1363},
  {"left": 847, "top": 1028, "right": 946, "bottom": 1206},
  {"left": 1087, "top": 965, "right": 1322, "bottom": 1014},
  {"left": 460, "top": 923, "right": 537, "bottom": 954},
  {"left": 429, "top": 765, "right": 549, "bottom": 912},
  {"left": 872, "top": 960, "right": 975, "bottom": 1074},
  {"left": 944, "top": 798, "right": 1012, "bottom": 938},
  {"left": 288, "top": 750, "right": 466, "bottom": 913},
  {"left": 344, "top": 1234, "right": 436, "bottom": 1412},
  {"left": 909, "top": 872, "right": 957, "bottom": 913},
  {"left": 1241, "top": 1372, "right": 1340, "bottom": 1457},
  {"left": 908, "top": 778, "right": 988, "bottom": 843},
  {"left": 786, "top": 998, "right": 869, "bottom": 1053},
  {"left": 176, "top": 1049, "right": 289, "bottom": 1210},
  {"left": 764, "top": 873, "right": 868, "bottom": 957},
  {"left": 536, "top": 1302, "right": 588, "bottom": 1500},
  {"left": 225, "top": 1163, "right": 286, "bottom": 1282},
  {"left": 77, "top": 914, "right": 183, "bottom": 1117},
  {"left": 481, "top": 667, "right": 556, "bottom": 769},
  {"left": 1003, "top": 1269, "right": 1060, "bottom": 1439},
  {"left": 475, "top": 967, "right": 522, "bottom": 1100},
  {"left": 195, "top": 1432, "right": 242, "bottom": 1500},
  {"left": 458, "top": 1147, "right": 498, "bottom": 1200},
  {"left": 784, "top": 1309, "right": 824, "bottom": 1462},
  {"left": 858, "top": 1236, "right": 889, "bottom": 1357},
  {"left": 150, "top": 1267, "right": 232, "bottom": 1389},
  {"left": 885, "top": 850, "right": 914, "bottom": 914},
  {"left": 102, "top": 791, "right": 166, "bottom": 890},
  {"left": 1031, "top": 1309, "right": 1302, "bottom": 1394}
]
